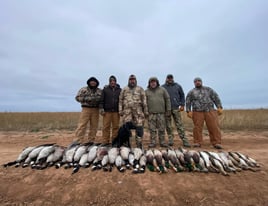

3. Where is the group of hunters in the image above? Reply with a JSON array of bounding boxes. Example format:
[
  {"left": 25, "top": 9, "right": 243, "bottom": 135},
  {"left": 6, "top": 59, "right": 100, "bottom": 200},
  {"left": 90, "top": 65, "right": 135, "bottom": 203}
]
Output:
[{"left": 74, "top": 74, "right": 224, "bottom": 150}]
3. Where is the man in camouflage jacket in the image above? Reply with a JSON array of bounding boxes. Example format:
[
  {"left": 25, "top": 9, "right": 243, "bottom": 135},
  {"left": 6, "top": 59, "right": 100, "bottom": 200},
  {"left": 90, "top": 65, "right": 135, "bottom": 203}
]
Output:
[
  {"left": 186, "top": 77, "right": 223, "bottom": 149},
  {"left": 119, "top": 74, "right": 148, "bottom": 149},
  {"left": 75, "top": 77, "right": 102, "bottom": 143}
]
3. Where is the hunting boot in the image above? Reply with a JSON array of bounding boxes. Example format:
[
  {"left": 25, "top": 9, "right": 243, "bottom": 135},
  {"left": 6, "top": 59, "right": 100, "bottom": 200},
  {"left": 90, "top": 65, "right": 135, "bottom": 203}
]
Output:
[
  {"left": 159, "top": 134, "right": 168, "bottom": 148},
  {"left": 182, "top": 137, "right": 191, "bottom": 148},
  {"left": 148, "top": 136, "right": 156, "bottom": 148},
  {"left": 168, "top": 135, "right": 174, "bottom": 146}
]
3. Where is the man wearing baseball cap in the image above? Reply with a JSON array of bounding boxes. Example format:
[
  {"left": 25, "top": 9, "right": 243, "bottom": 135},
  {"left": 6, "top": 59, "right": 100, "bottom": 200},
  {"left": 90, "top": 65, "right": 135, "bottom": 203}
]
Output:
[{"left": 186, "top": 77, "right": 223, "bottom": 149}]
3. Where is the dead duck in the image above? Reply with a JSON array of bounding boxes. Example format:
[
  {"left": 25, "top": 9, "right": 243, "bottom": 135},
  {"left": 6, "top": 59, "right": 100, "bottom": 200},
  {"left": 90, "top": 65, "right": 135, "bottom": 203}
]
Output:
[
  {"left": 205, "top": 151, "right": 229, "bottom": 176},
  {"left": 167, "top": 148, "right": 184, "bottom": 172},
  {"left": 199, "top": 151, "right": 219, "bottom": 173},
  {"left": 153, "top": 148, "right": 167, "bottom": 173},
  {"left": 145, "top": 149, "right": 155, "bottom": 172}
]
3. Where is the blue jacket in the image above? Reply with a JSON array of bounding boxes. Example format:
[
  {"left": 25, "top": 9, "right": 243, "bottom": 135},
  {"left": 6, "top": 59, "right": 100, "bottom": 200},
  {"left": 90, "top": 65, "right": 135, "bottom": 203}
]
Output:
[{"left": 162, "top": 82, "right": 185, "bottom": 109}]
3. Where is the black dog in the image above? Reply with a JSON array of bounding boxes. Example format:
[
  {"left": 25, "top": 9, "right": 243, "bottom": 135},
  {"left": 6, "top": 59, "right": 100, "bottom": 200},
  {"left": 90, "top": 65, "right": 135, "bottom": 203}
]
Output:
[{"left": 112, "top": 122, "right": 136, "bottom": 148}]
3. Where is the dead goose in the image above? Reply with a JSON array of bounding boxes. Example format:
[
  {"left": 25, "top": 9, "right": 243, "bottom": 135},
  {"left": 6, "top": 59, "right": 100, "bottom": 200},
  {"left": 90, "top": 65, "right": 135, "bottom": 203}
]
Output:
[
  {"left": 101, "top": 154, "right": 110, "bottom": 172},
  {"left": 46, "top": 145, "right": 65, "bottom": 167},
  {"left": 91, "top": 144, "right": 109, "bottom": 171},
  {"left": 138, "top": 154, "right": 146, "bottom": 173},
  {"left": 72, "top": 143, "right": 93, "bottom": 173},
  {"left": 23, "top": 145, "right": 48, "bottom": 168},
  {"left": 120, "top": 146, "right": 131, "bottom": 169},
  {"left": 64, "top": 142, "right": 81, "bottom": 169},
  {"left": 107, "top": 147, "right": 119, "bottom": 171},
  {"left": 132, "top": 147, "right": 143, "bottom": 171},
  {"left": 128, "top": 152, "right": 135, "bottom": 168},
  {"left": 34, "top": 145, "right": 56, "bottom": 169},
  {"left": 115, "top": 154, "right": 125, "bottom": 172},
  {"left": 3, "top": 146, "right": 36, "bottom": 168}
]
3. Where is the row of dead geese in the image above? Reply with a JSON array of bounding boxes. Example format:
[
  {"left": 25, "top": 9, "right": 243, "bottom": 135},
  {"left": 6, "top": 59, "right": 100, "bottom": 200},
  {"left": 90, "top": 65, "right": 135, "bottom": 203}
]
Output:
[{"left": 3, "top": 142, "right": 261, "bottom": 175}]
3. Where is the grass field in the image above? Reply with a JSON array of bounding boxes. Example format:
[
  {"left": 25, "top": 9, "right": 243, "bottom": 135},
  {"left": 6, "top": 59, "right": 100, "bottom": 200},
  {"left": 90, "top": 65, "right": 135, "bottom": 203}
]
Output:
[{"left": 0, "top": 109, "right": 267, "bottom": 132}]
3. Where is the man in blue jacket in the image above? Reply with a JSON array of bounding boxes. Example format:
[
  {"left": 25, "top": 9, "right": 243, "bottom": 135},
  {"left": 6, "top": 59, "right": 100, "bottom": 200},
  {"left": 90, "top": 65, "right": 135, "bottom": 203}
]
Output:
[{"left": 162, "top": 74, "right": 191, "bottom": 147}]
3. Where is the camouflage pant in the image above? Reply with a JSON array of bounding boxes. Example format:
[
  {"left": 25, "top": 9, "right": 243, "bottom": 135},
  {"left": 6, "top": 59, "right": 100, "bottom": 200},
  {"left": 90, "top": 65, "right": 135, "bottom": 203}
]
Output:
[
  {"left": 165, "top": 109, "right": 186, "bottom": 143},
  {"left": 148, "top": 113, "right": 166, "bottom": 144},
  {"left": 121, "top": 107, "right": 145, "bottom": 127}
]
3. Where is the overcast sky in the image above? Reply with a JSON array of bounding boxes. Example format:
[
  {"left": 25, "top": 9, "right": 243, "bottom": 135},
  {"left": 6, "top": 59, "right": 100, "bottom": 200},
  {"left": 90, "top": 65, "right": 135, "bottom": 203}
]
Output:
[{"left": 0, "top": 0, "right": 267, "bottom": 112}]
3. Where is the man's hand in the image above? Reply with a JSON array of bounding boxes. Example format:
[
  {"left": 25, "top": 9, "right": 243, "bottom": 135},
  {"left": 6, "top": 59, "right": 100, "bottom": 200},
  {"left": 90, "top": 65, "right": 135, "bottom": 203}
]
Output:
[
  {"left": 100, "top": 109, "right": 105, "bottom": 116},
  {"left": 217, "top": 108, "right": 223, "bottom": 116},
  {"left": 165, "top": 110, "right": 171, "bottom": 117},
  {"left": 119, "top": 111, "right": 124, "bottom": 116},
  {"left": 179, "top": 106, "right": 184, "bottom": 112},
  {"left": 187, "top": 112, "right": 192, "bottom": 119},
  {"left": 144, "top": 112, "right": 149, "bottom": 118}
]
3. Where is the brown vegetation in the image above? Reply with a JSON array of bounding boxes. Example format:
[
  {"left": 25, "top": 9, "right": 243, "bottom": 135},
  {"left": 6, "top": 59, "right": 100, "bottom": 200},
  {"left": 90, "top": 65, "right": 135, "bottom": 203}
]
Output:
[{"left": 0, "top": 109, "right": 268, "bottom": 132}]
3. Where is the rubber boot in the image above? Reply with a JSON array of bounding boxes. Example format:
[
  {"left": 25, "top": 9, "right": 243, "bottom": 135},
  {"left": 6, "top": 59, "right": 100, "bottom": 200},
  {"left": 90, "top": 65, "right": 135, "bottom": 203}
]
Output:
[{"left": 182, "top": 137, "right": 191, "bottom": 148}]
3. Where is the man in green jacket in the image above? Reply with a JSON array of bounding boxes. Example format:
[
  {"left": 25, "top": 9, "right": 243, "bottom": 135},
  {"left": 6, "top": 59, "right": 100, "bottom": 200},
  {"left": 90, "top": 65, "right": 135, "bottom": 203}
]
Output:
[{"left": 146, "top": 77, "right": 171, "bottom": 148}]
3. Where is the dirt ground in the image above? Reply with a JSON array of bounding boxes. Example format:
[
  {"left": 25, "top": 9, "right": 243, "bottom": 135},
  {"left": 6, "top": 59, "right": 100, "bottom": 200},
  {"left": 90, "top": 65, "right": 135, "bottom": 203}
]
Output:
[{"left": 0, "top": 130, "right": 267, "bottom": 206}]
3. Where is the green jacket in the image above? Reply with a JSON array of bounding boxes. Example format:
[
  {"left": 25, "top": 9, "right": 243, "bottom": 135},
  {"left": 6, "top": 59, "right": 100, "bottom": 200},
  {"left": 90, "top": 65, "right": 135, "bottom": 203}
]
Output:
[{"left": 145, "top": 86, "right": 171, "bottom": 114}]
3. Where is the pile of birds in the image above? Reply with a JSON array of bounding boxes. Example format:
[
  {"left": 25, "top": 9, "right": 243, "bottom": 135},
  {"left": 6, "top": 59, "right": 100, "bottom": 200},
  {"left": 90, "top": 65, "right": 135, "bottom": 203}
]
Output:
[{"left": 3, "top": 142, "right": 261, "bottom": 176}]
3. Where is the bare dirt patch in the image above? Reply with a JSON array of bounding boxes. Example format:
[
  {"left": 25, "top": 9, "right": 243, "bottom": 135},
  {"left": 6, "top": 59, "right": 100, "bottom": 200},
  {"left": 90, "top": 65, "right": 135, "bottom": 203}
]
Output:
[{"left": 0, "top": 130, "right": 267, "bottom": 206}]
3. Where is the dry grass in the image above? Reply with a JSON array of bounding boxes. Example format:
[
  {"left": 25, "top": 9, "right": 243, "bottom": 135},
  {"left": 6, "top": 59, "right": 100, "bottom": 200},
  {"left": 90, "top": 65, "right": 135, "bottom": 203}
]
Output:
[{"left": 0, "top": 109, "right": 267, "bottom": 132}]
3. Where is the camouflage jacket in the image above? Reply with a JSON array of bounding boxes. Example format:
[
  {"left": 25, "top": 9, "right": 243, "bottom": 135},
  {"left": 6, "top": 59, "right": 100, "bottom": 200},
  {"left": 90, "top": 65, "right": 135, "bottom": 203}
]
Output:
[
  {"left": 145, "top": 86, "right": 171, "bottom": 114},
  {"left": 75, "top": 86, "right": 102, "bottom": 108},
  {"left": 119, "top": 85, "right": 148, "bottom": 114},
  {"left": 186, "top": 86, "right": 222, "bottom": 112}
]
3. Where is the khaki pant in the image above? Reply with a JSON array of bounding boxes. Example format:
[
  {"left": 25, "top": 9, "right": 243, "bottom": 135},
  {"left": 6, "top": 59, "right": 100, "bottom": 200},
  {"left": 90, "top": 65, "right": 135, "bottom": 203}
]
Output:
[
  {"left": 75, "top": 107, "right": 99, "bottom": 143},
  {"left": 192, "top": 110, "right": 221, "bottom": 146},
  {"left": 102, "top": 112, "right": 120, "bottom": 144}
]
